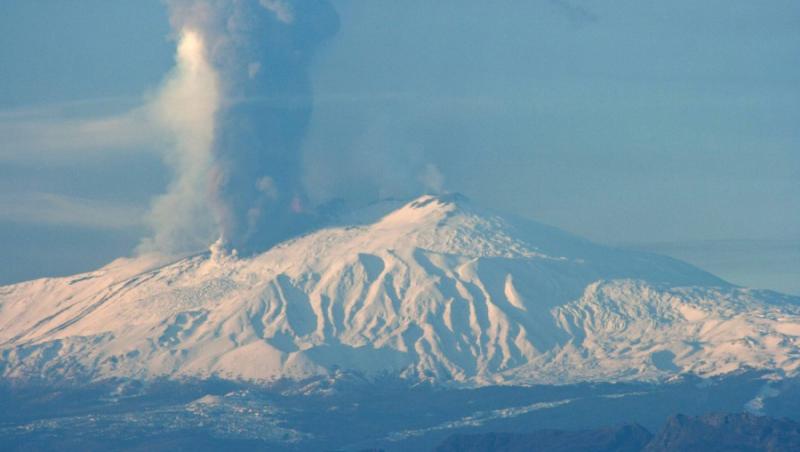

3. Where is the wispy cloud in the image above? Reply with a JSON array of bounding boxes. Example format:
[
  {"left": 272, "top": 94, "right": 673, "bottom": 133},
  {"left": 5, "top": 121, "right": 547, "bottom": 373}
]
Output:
[
  {"left": 0, "top": 192, "right": 146, "bottom": 230},
  {"left": 0, "top": 108, "right": 162, "bottom": 163},
  {"left": 0, "top": 29, "right": 220, "bottom": 253},
  {"left": 0, "top": 96, "right": 139, "bottom": 120}
]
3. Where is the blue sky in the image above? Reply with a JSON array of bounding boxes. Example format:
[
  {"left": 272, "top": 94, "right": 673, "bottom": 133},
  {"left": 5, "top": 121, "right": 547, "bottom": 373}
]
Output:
[{"left": 0, "top": 0, "right": 798, "bottom": 292}]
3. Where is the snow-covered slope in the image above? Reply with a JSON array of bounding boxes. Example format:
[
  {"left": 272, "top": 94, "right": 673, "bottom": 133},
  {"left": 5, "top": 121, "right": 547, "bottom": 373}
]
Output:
[{"left": 1, "top": 194, "right": 799, "bottom": 386}]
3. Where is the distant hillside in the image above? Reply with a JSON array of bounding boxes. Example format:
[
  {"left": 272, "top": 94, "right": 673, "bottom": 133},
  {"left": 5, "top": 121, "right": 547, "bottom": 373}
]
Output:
[{"left": 436, "top": 413, "right": 800, "bottom": 452}]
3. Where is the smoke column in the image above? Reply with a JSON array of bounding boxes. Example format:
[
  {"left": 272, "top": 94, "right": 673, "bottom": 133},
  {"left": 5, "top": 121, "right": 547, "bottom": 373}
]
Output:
[
  {"left": 140, "top": 28, "right": 220, "bottom": 253},
  {"left": 149, "top": 0, "right": 338, "bottom": 255}
]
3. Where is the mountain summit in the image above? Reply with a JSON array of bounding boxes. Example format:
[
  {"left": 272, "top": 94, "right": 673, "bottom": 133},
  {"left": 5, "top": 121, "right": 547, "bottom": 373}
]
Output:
[{"left": 1, "top": 195, "right": 799, "bottom": 385}]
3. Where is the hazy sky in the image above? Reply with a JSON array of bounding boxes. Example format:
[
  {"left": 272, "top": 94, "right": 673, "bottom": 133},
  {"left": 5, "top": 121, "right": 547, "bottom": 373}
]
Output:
[{"left": 0, "top": 1, "right": 798, "bottom": 290}]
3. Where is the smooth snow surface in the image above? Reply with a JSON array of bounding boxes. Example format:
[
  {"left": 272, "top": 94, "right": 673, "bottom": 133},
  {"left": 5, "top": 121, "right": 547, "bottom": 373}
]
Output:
[{"left": 1, "top": 194, "right": 799, "bottom": 386}]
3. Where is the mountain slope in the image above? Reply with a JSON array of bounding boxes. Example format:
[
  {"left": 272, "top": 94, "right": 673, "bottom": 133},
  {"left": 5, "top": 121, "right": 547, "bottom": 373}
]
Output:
[
  {"left": 436, "top": 424, "right": 653, "bottom": 452},
  {"left": 435, "top": 413, "right": 800, "bottom": 452},
  {"left": 1, "top": 194, "right": 799, "bottom": 385},
  {"left": 644, "top": 413, "right": 800, "bottom": 452}
]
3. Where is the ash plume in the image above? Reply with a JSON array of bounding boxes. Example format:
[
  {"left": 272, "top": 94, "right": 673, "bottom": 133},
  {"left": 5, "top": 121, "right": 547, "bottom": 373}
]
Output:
[{"left": 147, "top": 0, "right": 338, "bottom": 255}]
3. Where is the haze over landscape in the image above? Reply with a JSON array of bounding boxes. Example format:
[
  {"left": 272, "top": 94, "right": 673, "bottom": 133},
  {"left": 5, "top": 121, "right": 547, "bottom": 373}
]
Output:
[{"left": 1, "top": 1, "right": 799, "bottom": 451}]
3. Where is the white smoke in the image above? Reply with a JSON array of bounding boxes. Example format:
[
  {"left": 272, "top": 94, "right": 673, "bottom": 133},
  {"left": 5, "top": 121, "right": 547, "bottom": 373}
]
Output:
[
  {"left": 419, "top": 163, "right": 445, "bottom": 194},
  {"left": 260, "top": 0, "right": 294, "bottom": 24},
  {"left": 160, "top": 0, "right": 339, "bottom": 254},
  {"left": 137, "top": 29, "right": 222, "bottom": 254},
  {"left": 1, "top": 0, "right": 334, "bottom": 257}
]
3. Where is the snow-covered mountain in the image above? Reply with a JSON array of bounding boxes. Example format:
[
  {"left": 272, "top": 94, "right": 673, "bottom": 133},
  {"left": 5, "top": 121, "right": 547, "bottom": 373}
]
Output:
[{"left": 1, "top": 194, "right": 799, "bottom": 386}]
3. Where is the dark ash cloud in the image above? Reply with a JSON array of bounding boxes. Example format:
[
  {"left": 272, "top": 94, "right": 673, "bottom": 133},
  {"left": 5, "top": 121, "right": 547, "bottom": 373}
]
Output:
[{"left": 163, "top": 0, "right": 339, "bottom": 254}]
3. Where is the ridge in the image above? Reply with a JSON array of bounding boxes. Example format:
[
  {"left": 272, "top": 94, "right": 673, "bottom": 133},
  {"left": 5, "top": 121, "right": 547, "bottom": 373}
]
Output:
[{"left": 0, "top": 196, "right": 798, "bottom": 386}]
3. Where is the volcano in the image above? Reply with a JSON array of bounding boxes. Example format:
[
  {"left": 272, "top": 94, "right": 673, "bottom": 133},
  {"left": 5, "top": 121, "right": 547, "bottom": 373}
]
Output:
[{"left": 2, "top": 194, "right": 799, "bottom": 386}]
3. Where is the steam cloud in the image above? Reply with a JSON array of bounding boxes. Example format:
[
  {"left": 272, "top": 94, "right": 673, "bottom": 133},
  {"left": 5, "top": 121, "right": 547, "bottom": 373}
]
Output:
[
  {"left": 144, "top": 0, "right": 338, "bottom": 255},
  {"left": 139, "top": 29, "right": 220, "bottom": 253}
]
